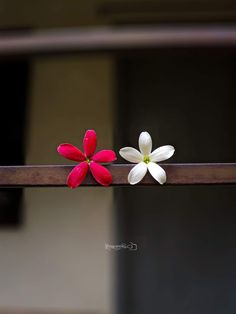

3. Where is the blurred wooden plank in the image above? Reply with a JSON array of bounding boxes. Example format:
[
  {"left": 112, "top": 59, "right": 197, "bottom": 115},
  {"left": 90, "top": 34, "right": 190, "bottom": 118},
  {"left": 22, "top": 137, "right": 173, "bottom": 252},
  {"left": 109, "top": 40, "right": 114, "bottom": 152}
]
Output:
[
  {"left": 1, "top": 26, "right": 236, "bottom": 57},
  {"left": 0, "top": 164, "right": 235, "bottom": 187}
]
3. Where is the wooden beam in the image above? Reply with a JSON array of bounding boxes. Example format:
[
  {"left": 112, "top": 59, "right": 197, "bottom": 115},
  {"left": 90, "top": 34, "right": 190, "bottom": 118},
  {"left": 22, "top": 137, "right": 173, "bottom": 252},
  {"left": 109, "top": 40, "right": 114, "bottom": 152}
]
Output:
[
  {"left": 1, "top": 26, "right": 236, "bottom": 57},
  {"left": 0, "top": 164, "right": 235, "bottom": 187}
]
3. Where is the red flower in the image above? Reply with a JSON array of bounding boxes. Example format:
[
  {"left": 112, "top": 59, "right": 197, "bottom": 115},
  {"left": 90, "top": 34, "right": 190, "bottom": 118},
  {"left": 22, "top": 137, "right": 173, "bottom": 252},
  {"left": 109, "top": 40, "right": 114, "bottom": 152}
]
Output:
[{"left": 57, "top": 130, "right": 117, "bottom": 188}]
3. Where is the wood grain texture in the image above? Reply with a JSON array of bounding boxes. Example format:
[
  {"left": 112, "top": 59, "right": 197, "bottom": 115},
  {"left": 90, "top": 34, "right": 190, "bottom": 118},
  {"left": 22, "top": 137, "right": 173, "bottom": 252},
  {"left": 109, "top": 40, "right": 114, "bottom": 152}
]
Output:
[
  {"left": 0, "top": 164, "right": 235, "bottom": 187},
  {"left": 1, "top": 26, "right": 236, "bottom": 57}
]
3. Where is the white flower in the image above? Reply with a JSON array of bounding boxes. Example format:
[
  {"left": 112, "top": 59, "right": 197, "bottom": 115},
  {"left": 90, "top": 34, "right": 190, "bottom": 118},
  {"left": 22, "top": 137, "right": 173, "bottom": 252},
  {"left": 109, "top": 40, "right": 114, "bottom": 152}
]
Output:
[{"left": 119, "top": 131, "right": 175, "bottom": 185}]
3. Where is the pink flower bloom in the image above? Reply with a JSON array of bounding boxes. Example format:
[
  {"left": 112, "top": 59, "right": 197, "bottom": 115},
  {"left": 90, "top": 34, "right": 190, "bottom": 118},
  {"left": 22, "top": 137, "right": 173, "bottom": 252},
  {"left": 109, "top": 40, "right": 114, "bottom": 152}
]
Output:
[{"left": 57, "top": 130, "right": 117, "bottom": 188}]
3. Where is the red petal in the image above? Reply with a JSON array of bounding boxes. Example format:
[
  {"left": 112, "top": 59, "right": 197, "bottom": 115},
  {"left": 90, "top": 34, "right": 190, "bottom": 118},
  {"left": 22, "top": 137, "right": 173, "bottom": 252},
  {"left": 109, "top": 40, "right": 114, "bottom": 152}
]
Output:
[
  {"left": 92, "top": 150, "right": 117, "bottom": 163},
  {"left": 67, "top": 161, "right": 89, "bottom": 188},
  {"left": 57, "top": 143, "right": 85, "bottom": 161},
  {"left": 90, "top": 162, "right": 112, "bottom": 186},
  {"left": 83, "top": 130, "right": 97, "bottom": 158}
]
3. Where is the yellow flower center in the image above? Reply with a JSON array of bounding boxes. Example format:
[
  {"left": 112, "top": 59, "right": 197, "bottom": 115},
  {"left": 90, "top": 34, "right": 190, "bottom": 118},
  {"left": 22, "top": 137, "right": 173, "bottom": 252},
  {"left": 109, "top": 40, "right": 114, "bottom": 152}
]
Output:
[{"left": 143, "top": 155, "right": 150, "bottom": 164}]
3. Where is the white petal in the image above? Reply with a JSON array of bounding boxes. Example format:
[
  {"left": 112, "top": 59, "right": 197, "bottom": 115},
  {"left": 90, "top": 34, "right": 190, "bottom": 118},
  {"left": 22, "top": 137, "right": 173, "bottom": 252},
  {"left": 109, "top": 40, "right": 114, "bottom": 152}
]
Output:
[
  {"left": 149, "top": 145, "right": 175, "bottom": 162},
  {"left": 128, "top": 162, "right": 148, "bottom": 185},
  {"left": 139, "top": 131, "right": 152, "bottom": 155},
  {"left": 147, "top": 162, "right": 166, "bottom": 184},
  {"left": 119, "top": 147, "right": 143, "bottom": 163}
]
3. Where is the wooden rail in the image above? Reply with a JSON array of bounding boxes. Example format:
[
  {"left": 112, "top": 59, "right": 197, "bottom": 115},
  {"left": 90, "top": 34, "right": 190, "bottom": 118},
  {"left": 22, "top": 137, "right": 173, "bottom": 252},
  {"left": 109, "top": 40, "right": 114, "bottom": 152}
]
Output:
[
  {"left": 0, "top": 164, "right": 235, "bottom": 187},
  {"left": 1, "top": 26, "right": 236, "bottom": 57}
]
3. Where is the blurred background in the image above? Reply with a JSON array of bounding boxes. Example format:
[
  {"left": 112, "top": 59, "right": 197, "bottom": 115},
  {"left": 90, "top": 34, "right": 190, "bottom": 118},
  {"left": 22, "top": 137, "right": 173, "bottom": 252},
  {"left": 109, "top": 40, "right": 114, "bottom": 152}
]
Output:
[{"left": 0, "top": 1, "right": 236, "bottom": 314}]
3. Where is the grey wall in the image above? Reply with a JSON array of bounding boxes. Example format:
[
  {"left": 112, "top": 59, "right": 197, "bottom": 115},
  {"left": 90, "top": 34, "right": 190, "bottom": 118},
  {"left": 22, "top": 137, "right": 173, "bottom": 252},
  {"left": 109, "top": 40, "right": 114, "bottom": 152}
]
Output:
[
  {"left": 115, "top": 50, "right": 236, "bottom": 314},
  {"left": 0, "top": 57, "right": 115, "bottom": 313}
]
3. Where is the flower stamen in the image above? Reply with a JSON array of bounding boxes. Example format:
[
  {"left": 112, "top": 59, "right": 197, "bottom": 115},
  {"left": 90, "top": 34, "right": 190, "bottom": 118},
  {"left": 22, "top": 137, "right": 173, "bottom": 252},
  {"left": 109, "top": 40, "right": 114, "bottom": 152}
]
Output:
[{"left": 143, "top": 155, "right": 150, "bottom": 164}]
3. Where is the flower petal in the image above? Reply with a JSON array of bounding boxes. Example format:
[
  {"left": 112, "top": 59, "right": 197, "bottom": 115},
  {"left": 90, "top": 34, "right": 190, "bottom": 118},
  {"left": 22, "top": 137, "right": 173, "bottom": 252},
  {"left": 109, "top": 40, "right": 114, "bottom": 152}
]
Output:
[
  {"left": 57, "top": 143, "right": 85, "bottom": 161},
  {"left": 128, "top": 162, "right": 147, "bottom": 185},
  {"left": 90, "top": 162, "right": 112, "bottom": 186},
  {"left": 83, "top": 129, "right": 97, "bottom": 158},
  {"left": 67, "top": 161, "right": 89, "bottom": 188},
  {"left": 149, "top": 145, "right": 175, "bottom": 162},
  {"left": 119, "top": 147, "right": 143, "bottom": 163},
  {"left": 92, "top": 150, "right": 117, "bottom": 163},
  {"left": 139, "top": 131, "right": 152, "bottom": 155},
  {"left": 147, "top": 162, "right": 166, "bottom": 184}
]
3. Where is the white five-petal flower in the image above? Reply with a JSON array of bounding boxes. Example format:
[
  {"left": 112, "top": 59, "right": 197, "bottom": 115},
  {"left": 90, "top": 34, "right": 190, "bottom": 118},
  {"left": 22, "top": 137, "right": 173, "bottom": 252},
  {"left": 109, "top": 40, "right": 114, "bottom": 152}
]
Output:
[{"left": 119, "top": 132, "right": 175, "bottom": 185}]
